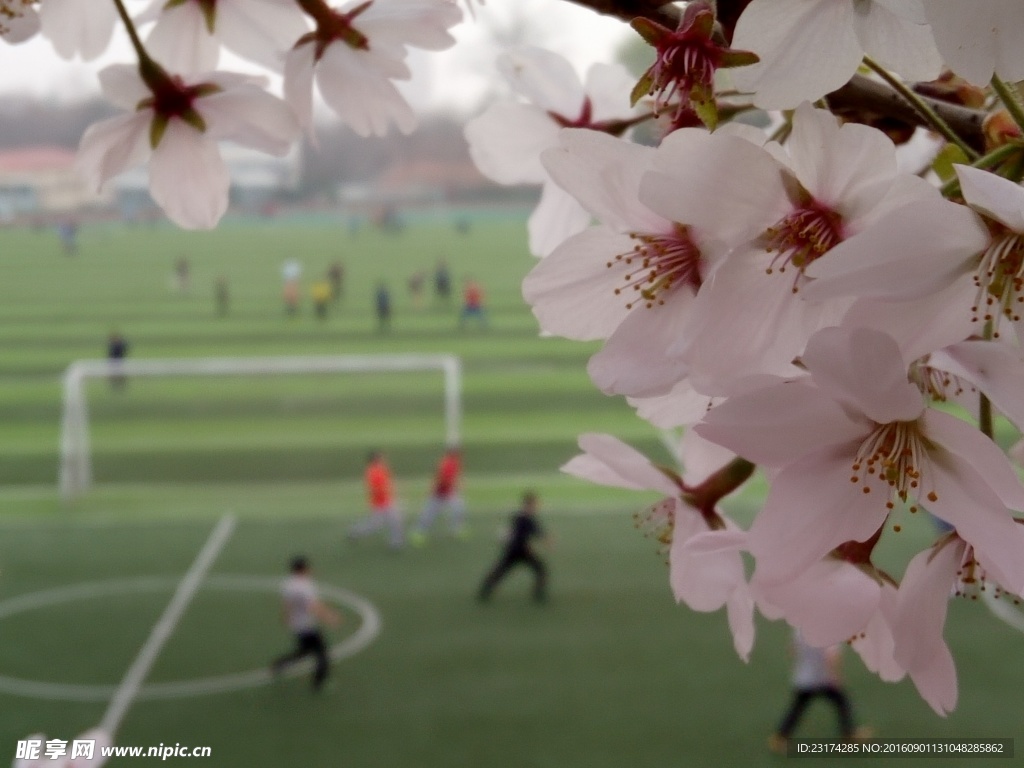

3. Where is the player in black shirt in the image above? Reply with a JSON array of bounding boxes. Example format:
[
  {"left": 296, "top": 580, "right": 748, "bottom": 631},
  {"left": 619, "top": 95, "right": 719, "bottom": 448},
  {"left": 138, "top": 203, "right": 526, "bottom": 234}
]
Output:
[{"left": 477, "top": 491, "right": 547, "bottom": 603}]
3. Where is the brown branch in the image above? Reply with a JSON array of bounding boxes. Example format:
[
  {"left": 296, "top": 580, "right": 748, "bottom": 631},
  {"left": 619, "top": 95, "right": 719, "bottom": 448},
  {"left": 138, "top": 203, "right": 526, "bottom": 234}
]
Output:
[
  {"left": 829, "top": 74, "right": 987, "bottom": 153},
  {"left": 565, "top": 0, "right": 680, "bottom": 26}
]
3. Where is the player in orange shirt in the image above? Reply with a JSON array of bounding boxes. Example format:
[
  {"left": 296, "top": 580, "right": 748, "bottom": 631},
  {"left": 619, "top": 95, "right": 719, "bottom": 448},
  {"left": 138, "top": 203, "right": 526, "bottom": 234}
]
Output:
[
  {"left": 347, "top": 450, "right": 405, "bottom": 548},
  {"left": 410, "top": 447, "right": 467, "bottom": 545}
]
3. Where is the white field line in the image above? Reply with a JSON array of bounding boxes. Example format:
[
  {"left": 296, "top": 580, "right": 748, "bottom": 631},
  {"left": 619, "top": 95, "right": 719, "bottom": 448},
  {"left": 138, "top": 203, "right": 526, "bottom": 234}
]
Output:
[
  {"left": 0, "top": 575, "right": 381, "bottom": 702},
  {"left": 99, "top": 514, "right": 235, "bottom": 735}
]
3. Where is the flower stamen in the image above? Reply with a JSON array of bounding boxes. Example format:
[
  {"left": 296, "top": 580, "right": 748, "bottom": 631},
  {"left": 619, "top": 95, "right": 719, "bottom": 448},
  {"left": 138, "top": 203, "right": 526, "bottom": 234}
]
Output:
[
  {"left": 763, "top": 202, "right": 843, "bottom": 291},
  {"left": 851, "top": 421, "right": 933, "bottom": 505},
  {"left": 608, "top": 224, "right": 702, "bottom": 310},
  {"left": 971, "top": 232, "right": 1024, "bottom": 338}
]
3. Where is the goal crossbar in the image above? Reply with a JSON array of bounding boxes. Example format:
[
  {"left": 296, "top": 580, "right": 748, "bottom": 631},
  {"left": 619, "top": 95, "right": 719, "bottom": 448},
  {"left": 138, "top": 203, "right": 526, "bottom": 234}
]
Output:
[{"left": 59, "top": 354, "right": 462, "bottom": 501}]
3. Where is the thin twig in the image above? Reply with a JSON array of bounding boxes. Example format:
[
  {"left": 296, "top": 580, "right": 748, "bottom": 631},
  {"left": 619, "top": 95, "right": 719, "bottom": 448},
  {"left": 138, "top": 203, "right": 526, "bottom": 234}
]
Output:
[{"left": 863, "top": 56, "right": 979, "bottom": 160}]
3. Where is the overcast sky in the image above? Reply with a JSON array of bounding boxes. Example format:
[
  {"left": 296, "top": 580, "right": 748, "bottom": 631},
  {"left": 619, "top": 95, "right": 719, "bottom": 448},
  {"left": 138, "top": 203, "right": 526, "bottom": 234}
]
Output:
[{"left": 0, "top": 1, "right": 633, "bottom": 115}]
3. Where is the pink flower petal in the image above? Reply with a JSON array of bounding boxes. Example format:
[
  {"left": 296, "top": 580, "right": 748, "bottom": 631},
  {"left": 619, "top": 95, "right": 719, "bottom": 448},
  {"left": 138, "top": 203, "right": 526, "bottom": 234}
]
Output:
[
  {"left": 731, "top": 0, "right": 862, "bottom": 109},
  {"left": 802, "top": 326, "right": 923, "bottom": 425},
  {"left": 75, "top": 112, "right": 151, "bottom": 191},
  {"left": 586, "top": 298, "right": 694, "bottom": 397},
  {"left": 464, "top": 102, "right": 558, "bottom": 185},
  {"left": 522, "top": 227, "right": 635, "bottom": 340},
  {"left": 696, "top": 380, "right": 861, "bottom": 467},
  {"left": 149, "top": 120, "right": 229, "bottom": 230},
  {"left": 541, "top": 129, "right": 663, "bottom": 234},
  {"left": 561, "top": 433, "right": 681, "bottom": 496},
  {"left": 956, "top": 164, "right": 1024, "bottom": 233},
  {"left": 527, "top": 181, "right": 591, "bottom": 258},
  {"left": 497, "top": 47, "right": 585, "bottom": 115},
  {"left": 752, "top": 558, "right": 880, "bottom": 647},
  {"left": 747, "top": 445, "right": 890, "bottom": 584}
]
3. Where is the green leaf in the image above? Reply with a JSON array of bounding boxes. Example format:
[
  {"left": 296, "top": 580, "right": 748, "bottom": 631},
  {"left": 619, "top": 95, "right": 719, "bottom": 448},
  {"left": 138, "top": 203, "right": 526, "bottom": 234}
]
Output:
[
  {"left": 150, "top": 114, "right": 169, "bottom": 149},
  {"left": 933, "top": 143, "right": 969, "bottom": 182},
  {"left": 691, "top": 87, "right": 718, "bottom": 131},
  {"left": 630, "top": 73, "right": 653, "bottom": 107},
  {"left": 630, "top": 18, "right": 669, "bottom": 48},
  {"left": 181, "top": 108, "right": 208, "bottom": 134},
  {"left": 719, "top": 49, "right": 759, "bottom": 69}
]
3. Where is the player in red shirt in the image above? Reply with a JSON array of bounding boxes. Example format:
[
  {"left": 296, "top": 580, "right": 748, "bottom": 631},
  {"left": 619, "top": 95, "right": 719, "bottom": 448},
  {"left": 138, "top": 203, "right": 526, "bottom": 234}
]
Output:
[
  {"left": 410, "top": 447, "right": 467, "bottom": 545},
  {"left": 347, "top": 450, "right": 405, "bottom": 548},
  {"left": 458, "top": 278, "right": 487, "bottom": 329}
]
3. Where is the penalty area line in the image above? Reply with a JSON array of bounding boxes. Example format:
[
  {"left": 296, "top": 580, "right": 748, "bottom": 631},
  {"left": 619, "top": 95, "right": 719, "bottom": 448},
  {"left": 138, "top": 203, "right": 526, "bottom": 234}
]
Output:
[{"left": 99, "top": 514, "right": 236, "bottom": 736}]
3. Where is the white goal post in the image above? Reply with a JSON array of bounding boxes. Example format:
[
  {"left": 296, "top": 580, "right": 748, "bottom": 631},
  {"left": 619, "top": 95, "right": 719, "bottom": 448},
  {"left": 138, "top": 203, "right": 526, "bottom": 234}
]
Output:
[{"left": 59, "top": 354, "right": 463, "bottom": 501}]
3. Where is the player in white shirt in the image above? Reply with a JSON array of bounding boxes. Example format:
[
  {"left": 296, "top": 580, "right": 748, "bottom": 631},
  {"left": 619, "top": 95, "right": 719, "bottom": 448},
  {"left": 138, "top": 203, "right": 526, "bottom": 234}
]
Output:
[
  {"left": 769, "top": 629, "right": 870, "bottom": 752},
  {"left": 270, "top": 556, "right": 340, "bottom": 691}
]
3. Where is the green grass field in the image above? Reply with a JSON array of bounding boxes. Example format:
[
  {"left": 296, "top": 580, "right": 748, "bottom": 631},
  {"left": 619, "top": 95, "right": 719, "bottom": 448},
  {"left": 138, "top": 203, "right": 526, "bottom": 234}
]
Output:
[{"left": 1, "top": 213, "right": 1023, "bottom": 767}]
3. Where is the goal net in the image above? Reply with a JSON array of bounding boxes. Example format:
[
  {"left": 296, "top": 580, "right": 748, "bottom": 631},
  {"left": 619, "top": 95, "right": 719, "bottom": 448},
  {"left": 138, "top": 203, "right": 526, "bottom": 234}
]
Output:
[{"left": 59, "top": 354, "right": 462, "bottom": 501}]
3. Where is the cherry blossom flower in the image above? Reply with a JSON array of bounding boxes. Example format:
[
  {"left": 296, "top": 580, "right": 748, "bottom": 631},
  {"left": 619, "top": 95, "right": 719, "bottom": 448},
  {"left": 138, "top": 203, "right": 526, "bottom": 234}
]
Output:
[
  {"left": 38, "top": 0, "right": 117, "bottom": 61},
  {"left": 561, "top": 432, "right": 755, "bottom": 660},
  {"left": 806, "top": 166, "right": 1024, "bottom": 343},
  {"left": 140, "top": 0, "right": 309, "bottom": 74},
  {"left": 697, "top": 325, "right": 1024, "bottom": 592},
  {"left": 284, "top": 0, "right": 461, "bottom": 138},
  {"left": 0, "top": 0, "right": 39, "bottom": 43},
  {"left": 77, "top": 64, "right": 298, "bottom": 229},
  {"left": 849, "top": 580, "right": 904, "bottom": 684},
  {"left": 674, "top": 103, "right": 939, "bottom": 391},
  {"left": 629, "top": 0, "right": 758, "bottom": 129},
  {"left": 890, "top": 535, "right": 1024, "bottom": 716},
  {"left": 752, "top": 555, "right": 882, "bottom": 649},
  {"left": 921, "top": 1, "right": 1024, "bottom": 86},
  {"left": 521, "top": 126, "right": 788, "bottom": 397},
  {"left": 464, "top": 47, "right": 638, "bottom": 256},
  {"left": 731, "top": 0, "right": 941, "bottom": 109}
]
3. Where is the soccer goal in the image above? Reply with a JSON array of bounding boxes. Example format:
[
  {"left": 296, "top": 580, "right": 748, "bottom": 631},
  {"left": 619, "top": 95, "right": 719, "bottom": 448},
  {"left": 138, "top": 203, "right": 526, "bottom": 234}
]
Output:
[{"left": 59, "top": 354, "right": 462, "bottom": 501}]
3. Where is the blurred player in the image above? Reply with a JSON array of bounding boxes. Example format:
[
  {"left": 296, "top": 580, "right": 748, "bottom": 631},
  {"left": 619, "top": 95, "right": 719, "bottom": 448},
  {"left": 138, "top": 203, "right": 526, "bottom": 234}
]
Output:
[
  {"left": 410, "top": 447, "right": 466, "bottom": 545},
  {"left": 348, "top": 451, "right": 405, "bottom": 548},
  {"left": 458, "top": 277, "right": 487, "bottom": 329},
  {"left": 768, "top": 629, "right": 871, "bottom": 753},
  {"left": 477, "top": 491, "right": 547, "bottom": 603},
  {"left": 271, "top": 556, "right": 340, "bottom": 692}
]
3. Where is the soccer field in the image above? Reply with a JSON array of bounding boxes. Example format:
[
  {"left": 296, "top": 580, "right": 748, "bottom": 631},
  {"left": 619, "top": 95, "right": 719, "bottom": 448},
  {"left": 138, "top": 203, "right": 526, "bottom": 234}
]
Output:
[{"left": 1, "top": 215, "right": 1023, "bottom": 766}]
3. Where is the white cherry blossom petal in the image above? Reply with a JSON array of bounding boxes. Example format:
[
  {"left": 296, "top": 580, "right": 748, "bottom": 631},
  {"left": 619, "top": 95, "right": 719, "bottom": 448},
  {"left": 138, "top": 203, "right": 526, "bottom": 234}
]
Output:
[
  {"left": 587, "top": 298, "right": 694, "bottom": 397},
  {"left": 200, "top": 85, "right": 298, "bottom": 155},
  {"left": 956, "top": 164, "right": 1024, "bottom": 233},
  {"left": 752, "top": 558, "right": 880, "bottom": 647},
  {"left": 923, "top": 0, "right": 1024, "bottom": 85},
  {"left": 929, "top": 341, "right": 1024, "bottom": 435},
  {"left": 527, "top": 181, "right": 591, "bottom": 258},
  {"left": 893, "top": 541, "right": 962, "bottom": 715},
  {"left": 747, "top": 445, "right": 891, "bottom": 585},
  {"left": 522, "top": 227, "right": 636, "bottom": 341},
  {"left": 801, "top": 326, "right": 924, "bottom": 425},
  {"left": 76, "top": 111, "right": 151, "bottom": 191},
  {"left": 561, "top": 433, "right": 681, "bottom": 496},
  {"left": 638, "top": 128, "right": 791, "bottom": 250},
  {"left": 465, "top": 102, "right": 559, "bottom": 185},
  {"left": 696, "top": 380, "right": 863, "bottom": 467},
  {"left": 149, "top": 120, "right": 230, "bottom": 230},
  {"left": 850, "top": 0, "right": 941, "bottom": 82},
  {"left": 145, "top": 1, "right": 220, "bottom": 74},
  {"left": 731, "top": 0, "right": 862, "bottom": 109},
  {"left": 497, "top": 46, "right": 585, "bottom": 114},
  {"left": 542, "top": 129, "right": 662, "bottom": 234},
  {"left": 39, "top": 0, "right": 116, "bottom": 60},
  {"left": 803, "top": 198, "right": 989, "bottom": 301}
]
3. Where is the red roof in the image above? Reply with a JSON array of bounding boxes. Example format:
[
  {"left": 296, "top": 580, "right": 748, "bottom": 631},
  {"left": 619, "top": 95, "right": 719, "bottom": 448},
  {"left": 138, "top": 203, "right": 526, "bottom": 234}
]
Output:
[{"left": 0, "top": 146, "right": 77, "bottom": 173}]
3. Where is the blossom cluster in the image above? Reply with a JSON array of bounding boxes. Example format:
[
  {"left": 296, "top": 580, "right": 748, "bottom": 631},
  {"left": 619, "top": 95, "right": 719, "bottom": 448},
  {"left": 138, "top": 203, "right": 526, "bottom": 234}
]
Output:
[
  {"left": 6, "top": 0, "right": 1024, "bottom": 717},
  {"left": 466, "top": 1, "right": 1024, "bottom": 716}
]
